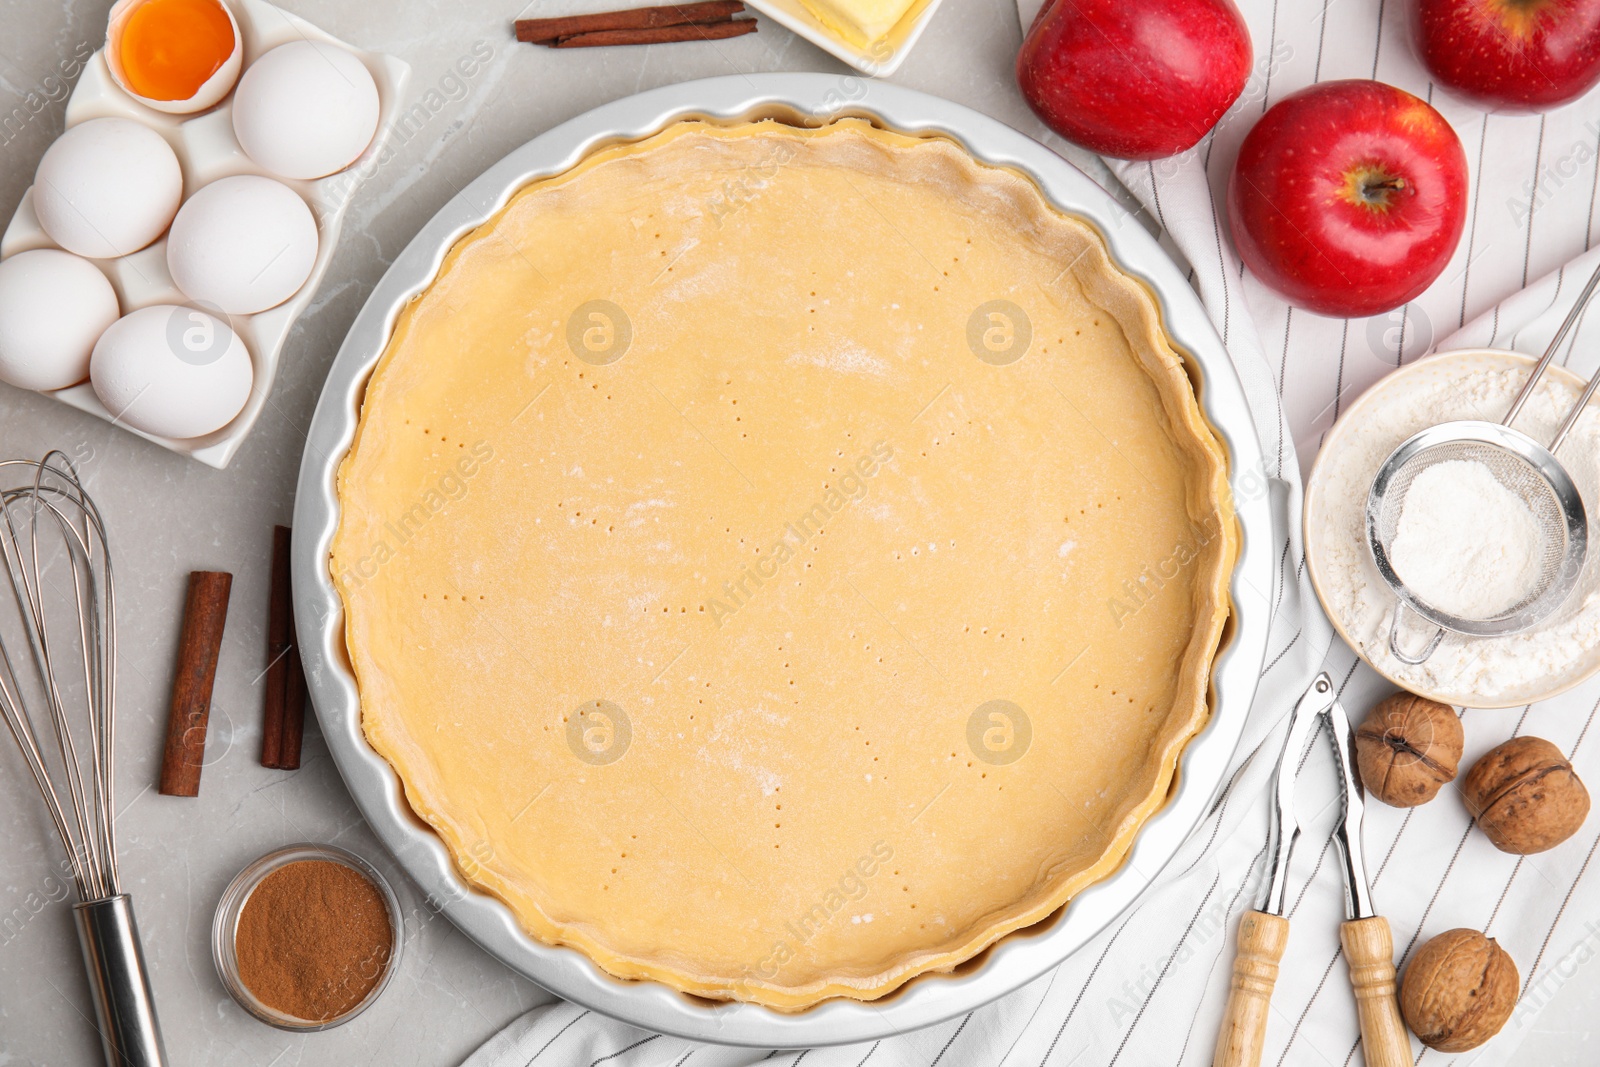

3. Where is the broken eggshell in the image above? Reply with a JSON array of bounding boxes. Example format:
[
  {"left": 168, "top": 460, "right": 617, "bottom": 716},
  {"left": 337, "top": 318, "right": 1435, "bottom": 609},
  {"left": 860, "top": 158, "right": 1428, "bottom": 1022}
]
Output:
[{"left": 105, "top": 0, "right": 243, "bottom": 115}]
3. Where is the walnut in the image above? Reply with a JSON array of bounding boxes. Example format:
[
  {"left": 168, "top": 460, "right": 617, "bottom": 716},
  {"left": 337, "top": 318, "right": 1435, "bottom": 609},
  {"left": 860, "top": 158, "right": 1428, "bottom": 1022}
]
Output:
[
  {"left": 1354, "top": 693, "right": 1462, "bottom": 807},
  {"left": 1462, "top": 737, "right": 1589, "bottom": 854},
  {"left": 1400, "top": 928, "right": 1519, "bottom": 1052}
]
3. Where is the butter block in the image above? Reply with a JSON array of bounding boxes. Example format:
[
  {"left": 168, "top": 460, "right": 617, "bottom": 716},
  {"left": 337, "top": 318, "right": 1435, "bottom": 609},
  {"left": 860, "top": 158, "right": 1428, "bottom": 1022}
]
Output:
[{"left": 798, "top": 0, "right": 919, "bottom": 48}]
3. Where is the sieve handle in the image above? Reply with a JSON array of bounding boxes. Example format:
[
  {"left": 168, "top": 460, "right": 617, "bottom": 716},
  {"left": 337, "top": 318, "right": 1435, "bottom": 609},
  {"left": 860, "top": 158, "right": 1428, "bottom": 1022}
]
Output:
[
  {"left": 1550, "top": 358, "right": 1600, "bottom": 454},
  {"left": 1388, "top": 603, "right": 1443, "bottom": 665},
  {"left": 1504, "top": 259, "right": 1600, "bottom": 436}
]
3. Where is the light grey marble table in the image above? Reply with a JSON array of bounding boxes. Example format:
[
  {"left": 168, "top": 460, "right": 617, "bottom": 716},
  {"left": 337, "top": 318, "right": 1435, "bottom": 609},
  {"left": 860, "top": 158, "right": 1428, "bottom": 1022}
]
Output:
[{"left": 0, "top": 1, "right": 1594, "bottom": 1064}]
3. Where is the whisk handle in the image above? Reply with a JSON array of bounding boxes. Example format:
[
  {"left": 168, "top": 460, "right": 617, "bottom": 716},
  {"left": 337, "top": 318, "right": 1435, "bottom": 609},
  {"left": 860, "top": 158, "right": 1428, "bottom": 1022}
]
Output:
[{"left": 73, "top": 895, "right": 167, "bottom": 1067}]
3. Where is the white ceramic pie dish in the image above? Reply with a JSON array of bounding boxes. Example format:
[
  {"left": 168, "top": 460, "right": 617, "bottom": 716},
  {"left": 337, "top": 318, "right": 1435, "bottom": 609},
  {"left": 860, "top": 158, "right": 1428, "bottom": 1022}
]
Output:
[{"left": 291, "top": 73, "right": 1275, "bottom": 1046}]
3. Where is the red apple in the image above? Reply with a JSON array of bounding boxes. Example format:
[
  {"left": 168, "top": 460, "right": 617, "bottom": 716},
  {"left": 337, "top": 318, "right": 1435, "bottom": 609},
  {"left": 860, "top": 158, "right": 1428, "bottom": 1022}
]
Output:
[
  {"left": 1016, "top": 0, "right": 1253, "bottom": 161},
  {"left": 1411, "top": 0, "right": 1600, "bottom": 113},
  {"left": 1227, "top": 80, "right": 1469, "bottom": 319}
]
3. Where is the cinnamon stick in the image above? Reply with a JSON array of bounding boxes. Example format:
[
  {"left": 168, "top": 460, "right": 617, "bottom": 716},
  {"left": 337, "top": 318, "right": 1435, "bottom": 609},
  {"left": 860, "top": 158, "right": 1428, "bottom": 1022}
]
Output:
[
  {"left": 553, "top": 19, "right": 756, "bottom": 46},
  {"left": 262, "top": 525, "right": 309, "bottom": 770},
  {"left": 515, "top": 1, "right": 744, "bottom": 42},
  {"left": 159, "top": 571, "right": 233, "bottom": 797},
  {"left": 261, "top": 526, "right": 291, "bottom": 768},
  {"left": 278, "top": 644, "right": 307, "bottom": 771}
]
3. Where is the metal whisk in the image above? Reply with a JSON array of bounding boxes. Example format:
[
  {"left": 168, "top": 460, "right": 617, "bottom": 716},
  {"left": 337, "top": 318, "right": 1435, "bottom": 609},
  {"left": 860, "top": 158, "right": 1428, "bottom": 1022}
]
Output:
[{"left": 0, "top": 453, "right": 166, "bottom": 1067}]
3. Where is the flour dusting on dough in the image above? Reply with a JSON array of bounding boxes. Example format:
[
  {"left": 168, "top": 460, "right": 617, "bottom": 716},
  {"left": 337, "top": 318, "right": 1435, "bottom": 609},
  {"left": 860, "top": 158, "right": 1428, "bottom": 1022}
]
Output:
[{"left": 787, "top": 341, "right": 888, "bottom": 377}]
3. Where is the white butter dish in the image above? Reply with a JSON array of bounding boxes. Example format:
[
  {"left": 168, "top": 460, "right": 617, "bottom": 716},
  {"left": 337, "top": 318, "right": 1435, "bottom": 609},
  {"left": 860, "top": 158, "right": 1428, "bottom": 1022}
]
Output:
[{"left": 745, "top": 0, "right": 945, "bottom": 76}]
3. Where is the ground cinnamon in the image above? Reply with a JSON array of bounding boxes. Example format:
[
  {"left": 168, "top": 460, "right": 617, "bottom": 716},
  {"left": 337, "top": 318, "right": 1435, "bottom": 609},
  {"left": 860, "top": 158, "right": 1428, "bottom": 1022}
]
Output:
[{"left": 234, "top": 860, "right": 393, "bottom": 1021}]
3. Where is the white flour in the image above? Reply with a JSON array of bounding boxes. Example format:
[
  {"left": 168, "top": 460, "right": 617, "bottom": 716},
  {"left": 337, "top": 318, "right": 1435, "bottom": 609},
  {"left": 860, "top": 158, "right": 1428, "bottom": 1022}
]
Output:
[
  {"left": 1388, "top": 459, "right": 1543, "bottom": 619},
  {"left": 1313, "top": 361, "right": 1600, "bottom": 703}
]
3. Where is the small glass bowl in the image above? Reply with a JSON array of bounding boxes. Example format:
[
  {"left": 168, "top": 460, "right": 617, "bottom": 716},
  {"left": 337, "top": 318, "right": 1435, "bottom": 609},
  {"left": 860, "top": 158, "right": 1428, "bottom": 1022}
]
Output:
[{"left": 212, "top": 843, "right": 403, "bottom": 1031}]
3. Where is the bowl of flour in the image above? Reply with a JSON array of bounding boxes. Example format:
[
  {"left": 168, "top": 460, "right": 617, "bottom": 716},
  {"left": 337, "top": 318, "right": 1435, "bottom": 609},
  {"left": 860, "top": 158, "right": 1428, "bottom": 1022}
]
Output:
[{"left": 1307, "top": 349, "right": 1600, "bottom": 707}]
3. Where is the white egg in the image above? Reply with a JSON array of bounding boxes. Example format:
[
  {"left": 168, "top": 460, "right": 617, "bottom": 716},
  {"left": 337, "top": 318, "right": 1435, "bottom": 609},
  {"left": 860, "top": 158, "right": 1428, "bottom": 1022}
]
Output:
[
  {"left": 0, "top": 249, "right": 121, "bottom": 392},
  {"left": 90, "top": 304, "right": 253, "bottom": 439},
  {"left": 232, "top": 41, "right": 380, "bottom": 180},
  {"left": 167, "top": 175, "right": 319, "bottom": 315},
  {"left": 32, "top": 118, "right": 184, "bottom": 259}
]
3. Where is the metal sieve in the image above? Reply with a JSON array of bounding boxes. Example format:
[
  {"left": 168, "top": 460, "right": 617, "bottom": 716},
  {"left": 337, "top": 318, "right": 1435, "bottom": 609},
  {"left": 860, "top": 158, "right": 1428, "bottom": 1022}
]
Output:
[{"left": 1366, "top": 261, "right": 1600, "bottom": 665}]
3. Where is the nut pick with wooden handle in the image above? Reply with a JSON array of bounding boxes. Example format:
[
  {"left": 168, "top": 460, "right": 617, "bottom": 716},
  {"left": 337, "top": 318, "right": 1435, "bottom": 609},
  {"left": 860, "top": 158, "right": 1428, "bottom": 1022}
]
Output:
[{"left": 1212, "top": 673, "right": 1411, "bottom": 1067}]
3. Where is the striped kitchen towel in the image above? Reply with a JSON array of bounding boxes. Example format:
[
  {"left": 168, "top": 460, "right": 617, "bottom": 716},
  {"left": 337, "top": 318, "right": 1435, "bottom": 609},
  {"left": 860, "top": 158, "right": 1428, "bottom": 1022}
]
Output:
[{"left": 459, "top": 0, "right": 1600, "bottom": 1063}]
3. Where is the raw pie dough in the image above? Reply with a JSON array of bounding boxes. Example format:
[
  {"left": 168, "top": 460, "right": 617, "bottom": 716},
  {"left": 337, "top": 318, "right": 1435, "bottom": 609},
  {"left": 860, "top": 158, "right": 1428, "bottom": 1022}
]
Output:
[{"left": 332, "top": 119, "right": 1237, "bottom": 1011}]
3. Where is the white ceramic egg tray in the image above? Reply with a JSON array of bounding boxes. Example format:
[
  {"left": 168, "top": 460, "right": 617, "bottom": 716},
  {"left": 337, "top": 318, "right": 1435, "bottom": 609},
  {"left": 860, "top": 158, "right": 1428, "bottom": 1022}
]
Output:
[{"left": 0, "top": 0, "right": 410, "bottom": 469}]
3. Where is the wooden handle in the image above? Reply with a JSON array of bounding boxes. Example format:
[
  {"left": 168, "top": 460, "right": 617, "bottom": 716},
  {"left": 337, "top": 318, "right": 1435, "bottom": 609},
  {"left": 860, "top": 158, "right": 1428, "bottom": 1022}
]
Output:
[
  {"left": 1340, "top": 917, "right": 1412, "bottom": 1067},
  {"left": 1212, "top": 910, "right": 1289, "bottom": 1067}
]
